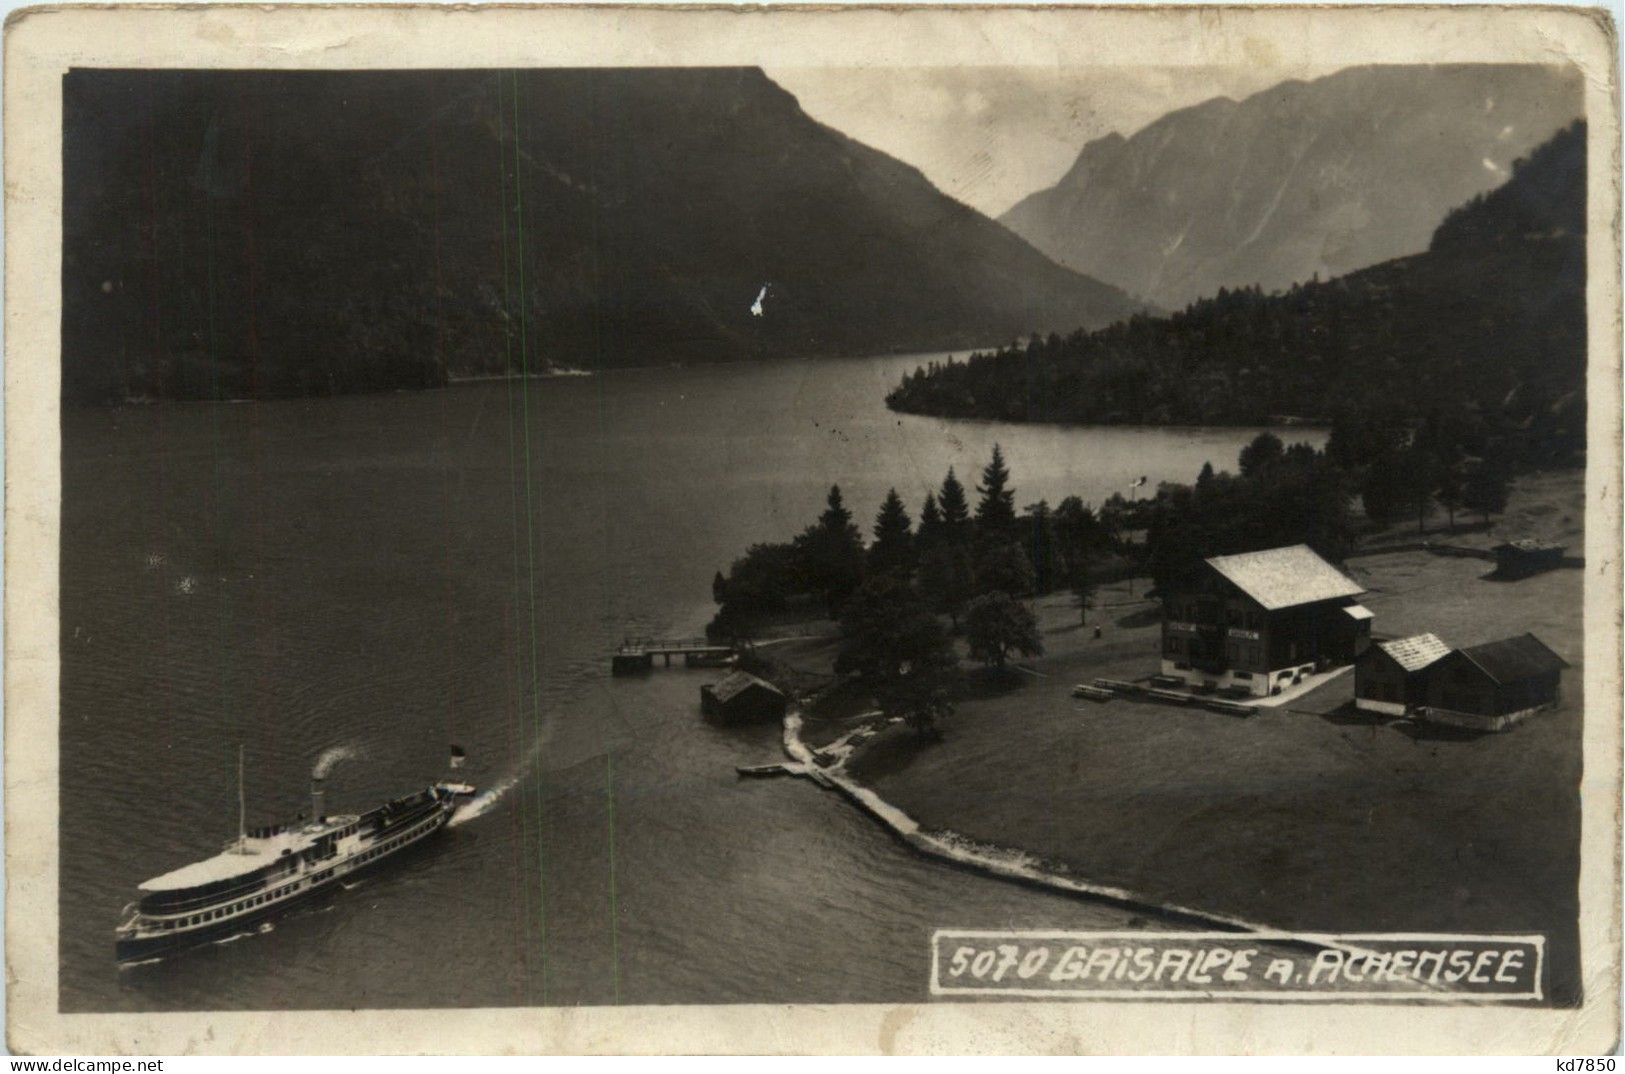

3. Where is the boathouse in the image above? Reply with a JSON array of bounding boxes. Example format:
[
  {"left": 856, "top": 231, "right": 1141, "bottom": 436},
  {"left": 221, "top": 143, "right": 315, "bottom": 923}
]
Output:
[
  {"left": 1355, "top": 633, "right": 1450, "bottom": 716},
  {"left": 700, "top": 670, "right": 787, "bottom": 722},
  {"left": 1160, "top": 544, "right": 1371, "bottom": 698},
  {"left": 1491, "top": 539, "right": 1566, "bottom": 579},
  {"left": 1420, "top": 632, "right": 1568, "bottom": 732}
]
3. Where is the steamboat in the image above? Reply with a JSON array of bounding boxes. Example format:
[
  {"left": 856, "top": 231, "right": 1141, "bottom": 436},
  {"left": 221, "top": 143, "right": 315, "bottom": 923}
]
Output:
[{"left": 115, "top": 748, "right": 476, "bottom": 964}]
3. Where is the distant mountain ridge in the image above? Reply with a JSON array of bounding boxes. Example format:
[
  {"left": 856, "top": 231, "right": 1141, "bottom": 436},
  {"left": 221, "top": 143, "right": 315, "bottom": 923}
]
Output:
[
  {"left": 890, "top": 121, "right": 1587, "bottom": 464},
  {"left": 63, "top": 68, "right": 1139, "bottom": 404},
  {"left": 1000, "top": 64, "right": 1583, "bottom": 309}
]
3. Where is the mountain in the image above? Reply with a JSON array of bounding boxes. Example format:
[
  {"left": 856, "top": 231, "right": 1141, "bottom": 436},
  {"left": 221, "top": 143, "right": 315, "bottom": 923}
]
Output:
[
  {"left": 889, "top": 121, "right": 1586, "bottom": 465},
  {"left": 63, "top": 68, "right": 1139, "bottom": 404},
  {"left": 999, "top": 65, "right": 1583, "bottom": 309}
]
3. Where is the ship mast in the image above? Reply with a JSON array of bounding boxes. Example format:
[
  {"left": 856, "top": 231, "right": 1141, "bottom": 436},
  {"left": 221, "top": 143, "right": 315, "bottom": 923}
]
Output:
[{"left": 237, "top": 744, "right": 247, "bottom": 852}]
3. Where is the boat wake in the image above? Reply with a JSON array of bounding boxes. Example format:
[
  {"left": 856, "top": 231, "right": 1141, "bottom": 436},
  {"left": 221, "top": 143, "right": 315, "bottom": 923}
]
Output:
[
  {"left": 449, "top": 776, "right": 515, "bottom": 827},
  {"left": 448, "top": 722, "right": 552, "bottom": 827},
  {"left": 213, "top": 927, "right": 260, "bottom": 947}
]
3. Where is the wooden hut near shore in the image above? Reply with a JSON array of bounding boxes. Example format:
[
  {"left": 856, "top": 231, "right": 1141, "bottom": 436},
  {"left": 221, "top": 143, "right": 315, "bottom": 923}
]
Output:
[
  {"left": 701, "top": 671, "right": 786, "bottom": 723},
  {"left": 1355, "top": 633, "right": 1451, "bottom": 716}
]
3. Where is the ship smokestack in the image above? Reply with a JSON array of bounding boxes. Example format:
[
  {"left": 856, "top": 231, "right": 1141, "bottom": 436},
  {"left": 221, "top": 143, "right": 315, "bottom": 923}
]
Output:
[{"left": 311, "top": 776, "right": 326, "bottom": 823}]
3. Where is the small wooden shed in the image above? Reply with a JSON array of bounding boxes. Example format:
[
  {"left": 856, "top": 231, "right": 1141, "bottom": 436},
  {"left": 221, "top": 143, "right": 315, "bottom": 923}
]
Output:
[
  {"left": 700, "top": 670, "right": 787, "bottom": 722},
  {"left": 1355, "top": 633, "right": 1450, "bottom": 716},
  {"left": 1492, "top": 540, "right": 1566, "bottom": 578},
  {"left": 1421, "top": 632, "right": 1568, "bottom": 731}
]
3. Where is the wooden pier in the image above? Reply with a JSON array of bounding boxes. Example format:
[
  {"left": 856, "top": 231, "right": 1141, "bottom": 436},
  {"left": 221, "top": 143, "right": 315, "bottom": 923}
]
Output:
[{"left": 611, "top": 636, "right": 741, "bottom": 675}]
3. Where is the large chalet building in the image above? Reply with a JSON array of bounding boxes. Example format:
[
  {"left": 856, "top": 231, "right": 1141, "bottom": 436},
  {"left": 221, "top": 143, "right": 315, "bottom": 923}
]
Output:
[{"left": 1160, "top": 544, "right": 1372, "bottom": 698}]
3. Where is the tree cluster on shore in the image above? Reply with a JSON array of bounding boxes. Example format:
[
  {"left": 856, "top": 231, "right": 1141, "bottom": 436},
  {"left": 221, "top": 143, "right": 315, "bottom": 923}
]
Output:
[
  {"left": 1137, "top": 419, "right": 1511, "bottom": 596},
  {"left": 709, "top": 447, "right": 1111, "bottom": 734}
]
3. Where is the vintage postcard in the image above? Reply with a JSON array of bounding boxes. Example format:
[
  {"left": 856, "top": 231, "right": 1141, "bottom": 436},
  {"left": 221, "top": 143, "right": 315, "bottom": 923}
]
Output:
[{"left": 4, "top": 2, "right": 1620, "bottom": 1056}]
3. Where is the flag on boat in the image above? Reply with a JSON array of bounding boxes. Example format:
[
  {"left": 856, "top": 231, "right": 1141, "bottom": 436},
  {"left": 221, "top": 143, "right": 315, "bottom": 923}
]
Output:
[{"left": 449, "top": 744, "right": 466, "bottom": 770}]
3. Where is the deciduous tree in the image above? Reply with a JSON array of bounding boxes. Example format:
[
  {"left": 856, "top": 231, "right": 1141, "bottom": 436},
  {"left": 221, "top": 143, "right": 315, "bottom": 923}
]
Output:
[
  {"left": 964, "top": 591, "right": 1043, "bottom": 669},
  {"left": 974, "top": 541, "right": 1036, "bottom": 598}
]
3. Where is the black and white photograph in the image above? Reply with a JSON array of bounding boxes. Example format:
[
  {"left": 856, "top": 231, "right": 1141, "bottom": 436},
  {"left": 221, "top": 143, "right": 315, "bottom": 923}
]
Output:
[{"left": 5, "top": 2, "right": 1620, "bottom": 1056}]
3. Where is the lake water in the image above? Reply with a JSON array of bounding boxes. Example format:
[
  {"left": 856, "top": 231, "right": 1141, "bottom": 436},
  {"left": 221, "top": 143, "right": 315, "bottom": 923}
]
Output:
[{"left": 60, "top": 353, "right": 1323, "bottom": 1011}]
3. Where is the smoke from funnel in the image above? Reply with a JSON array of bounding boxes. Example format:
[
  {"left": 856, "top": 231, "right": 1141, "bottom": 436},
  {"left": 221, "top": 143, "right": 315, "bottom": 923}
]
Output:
[{"left": 311, "top": 744, "right": 359, "bottom": 780}]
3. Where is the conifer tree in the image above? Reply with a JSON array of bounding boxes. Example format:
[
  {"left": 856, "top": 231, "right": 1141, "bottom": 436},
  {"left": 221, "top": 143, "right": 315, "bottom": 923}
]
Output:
[
  {"left": 1021, "top": 500, "right": 1059, "bottom": 594},
  {"left": 820, "top": 485, "right": 853, "bottom": 532},
  {"left": 917, "top": 492, "right": 944, "bottom": 552},
  {"left": 795, "top": 484, "right": 865, "bottom": 617},
  {"left": 974, "top": 444, "right": 1017, "bottom": 540},
  {"left": 869, "top": 488, "right": 915, "bottom": 578},
  {"left": 938, "top": 467, "right": 971, "bottom": 539}
]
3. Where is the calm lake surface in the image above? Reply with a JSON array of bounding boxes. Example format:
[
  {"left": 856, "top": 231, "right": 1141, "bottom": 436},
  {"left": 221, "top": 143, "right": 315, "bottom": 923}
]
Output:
[{"left": 60, "top": 353, "right": 1324, "bottom": 1011}]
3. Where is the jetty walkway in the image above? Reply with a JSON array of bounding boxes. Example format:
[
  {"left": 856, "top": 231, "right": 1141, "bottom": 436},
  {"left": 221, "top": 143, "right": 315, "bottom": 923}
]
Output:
[{"left": 611, "top": 636, "right": 745, "bottom": 674}]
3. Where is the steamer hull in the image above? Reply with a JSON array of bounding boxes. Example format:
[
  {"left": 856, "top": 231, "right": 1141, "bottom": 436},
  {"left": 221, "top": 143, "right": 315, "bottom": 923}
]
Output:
[{"left": 116, "top": 780, "right": 474, "bottom": 965}]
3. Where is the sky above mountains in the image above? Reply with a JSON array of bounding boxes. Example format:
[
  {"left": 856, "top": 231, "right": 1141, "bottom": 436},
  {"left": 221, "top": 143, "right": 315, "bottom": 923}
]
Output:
[{"left": 769, "top": 65, "right": 1342, "bottom": 217}]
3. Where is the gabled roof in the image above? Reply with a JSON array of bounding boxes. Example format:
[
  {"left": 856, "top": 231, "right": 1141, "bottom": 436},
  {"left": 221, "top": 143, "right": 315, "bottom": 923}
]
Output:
[
  {"left": 1454, "top": 633, "right": 1570, "bottom": 684},
  {"left": 1376, "top": 633, "right": 1451, "bottom": 673},
  {"left": 1204, "top": 544, "right": 1364, "bottom": 611},
  {"left": 705, "top": 670, "right": 783, "bottom": 703}
]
